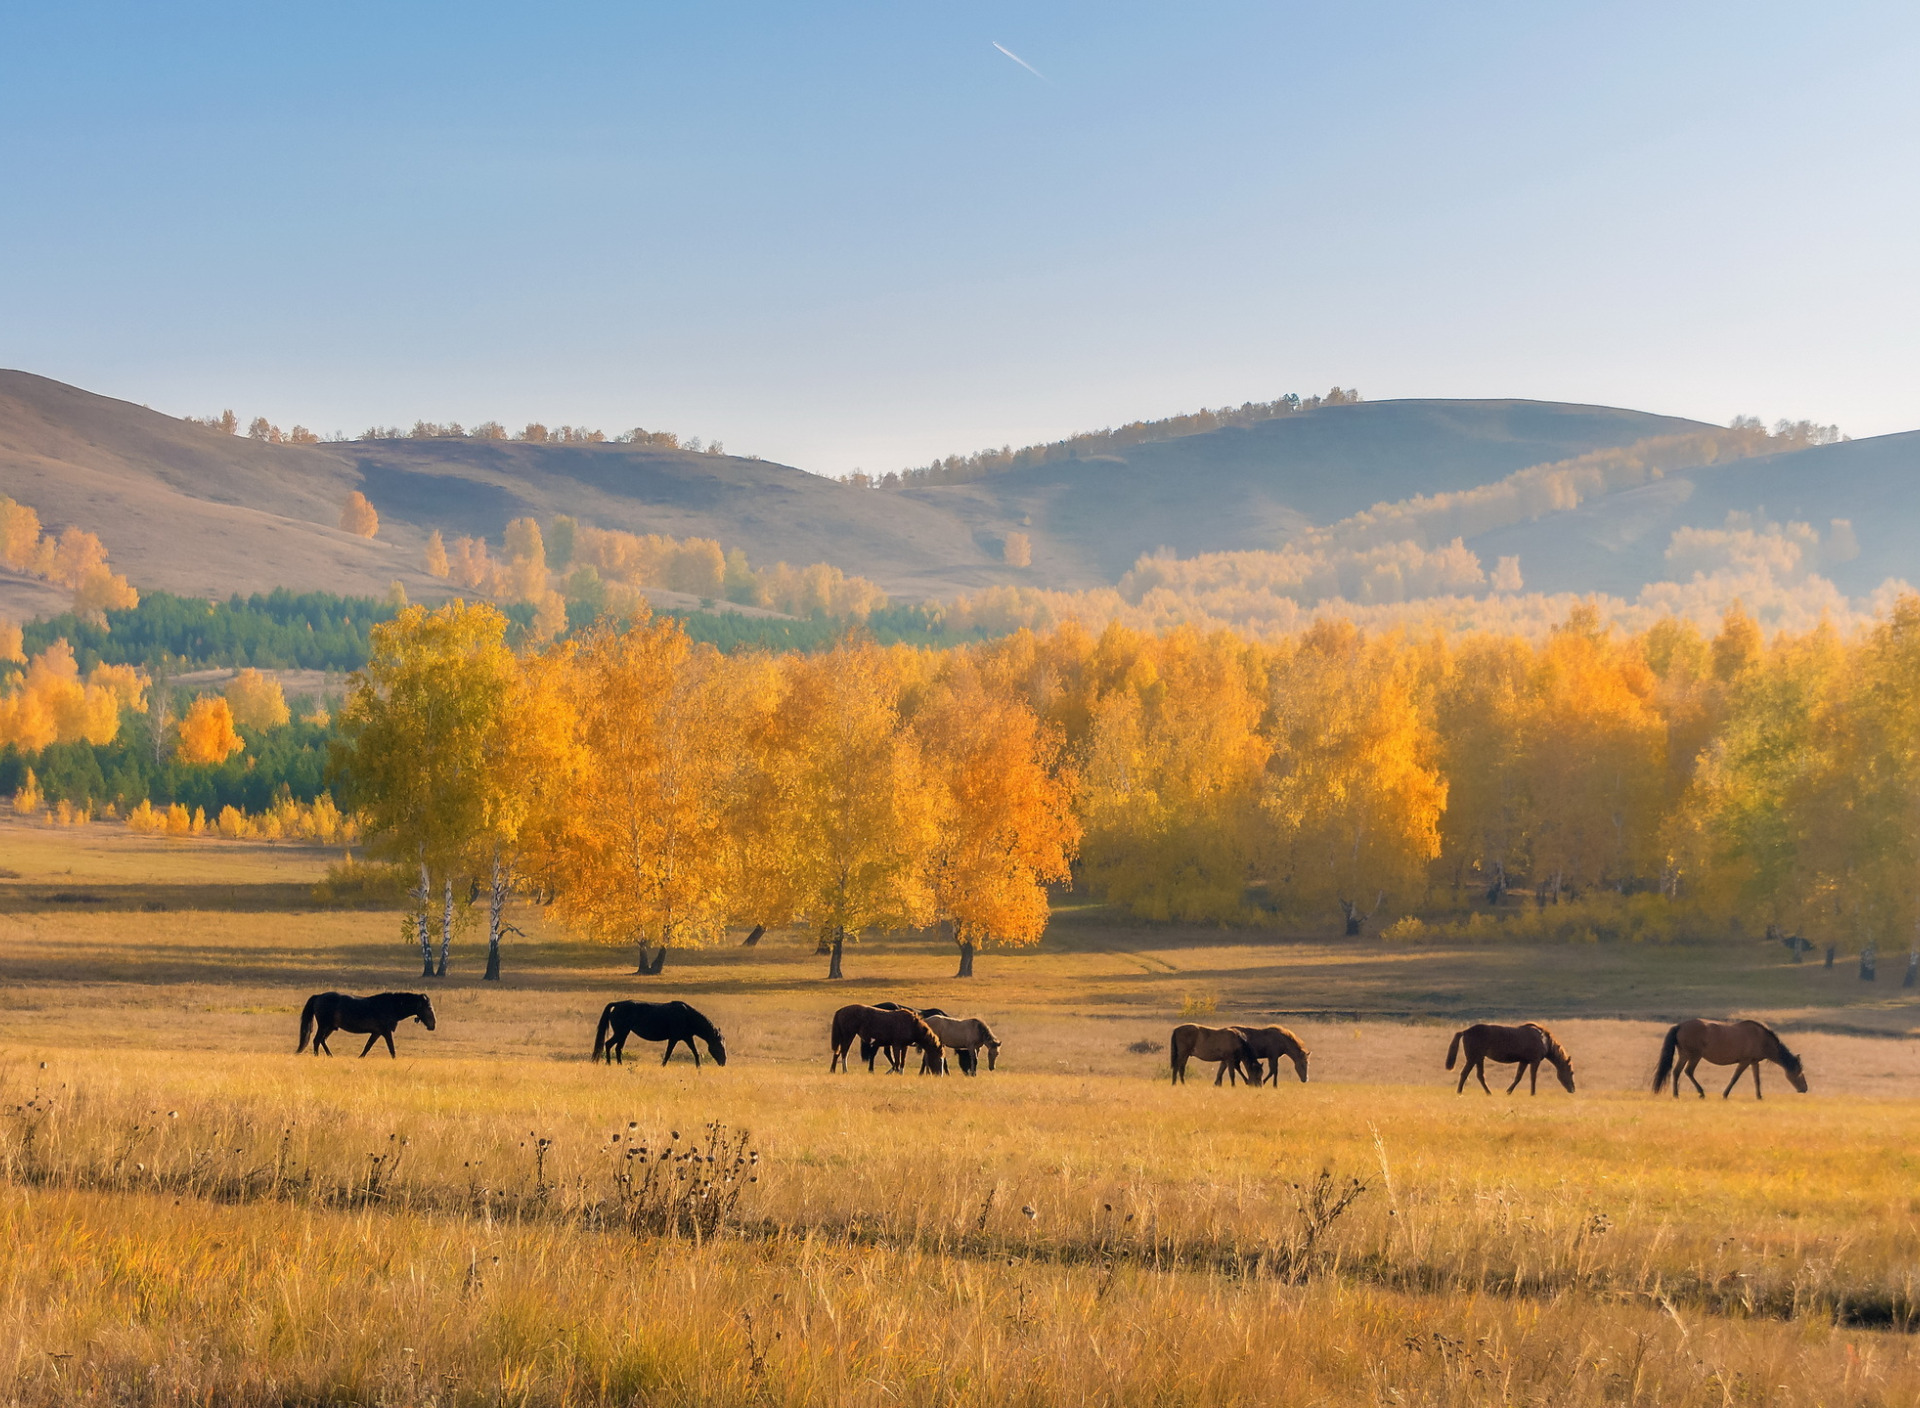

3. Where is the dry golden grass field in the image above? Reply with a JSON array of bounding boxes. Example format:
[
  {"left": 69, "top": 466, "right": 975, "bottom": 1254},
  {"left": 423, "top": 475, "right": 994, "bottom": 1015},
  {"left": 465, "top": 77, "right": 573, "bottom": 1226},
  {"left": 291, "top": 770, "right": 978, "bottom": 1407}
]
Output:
[{"left": 4, "top": 814, "right": 1920, "bottom": 1406}]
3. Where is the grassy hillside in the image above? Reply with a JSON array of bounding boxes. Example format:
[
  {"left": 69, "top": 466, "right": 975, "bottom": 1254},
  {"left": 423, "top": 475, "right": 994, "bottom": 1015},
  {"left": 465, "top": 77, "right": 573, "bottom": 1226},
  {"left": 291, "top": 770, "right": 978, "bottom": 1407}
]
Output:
[
  {"left": 1465, "top": 429, "right": 1920, "bottom": 597},
  {"left": 902, "top": 399, "right": 1714, "bottom": 583},
  {"left": 1, "top": 372, "right": 1721, "bottom": 614}
]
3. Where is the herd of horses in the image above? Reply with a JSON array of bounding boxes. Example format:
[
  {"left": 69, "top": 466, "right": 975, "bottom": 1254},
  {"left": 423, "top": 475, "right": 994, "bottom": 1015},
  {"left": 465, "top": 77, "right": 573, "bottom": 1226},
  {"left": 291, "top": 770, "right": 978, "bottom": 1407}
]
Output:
[{"left": 295, "top": 992, "right": 1811, "bottom": 1099}]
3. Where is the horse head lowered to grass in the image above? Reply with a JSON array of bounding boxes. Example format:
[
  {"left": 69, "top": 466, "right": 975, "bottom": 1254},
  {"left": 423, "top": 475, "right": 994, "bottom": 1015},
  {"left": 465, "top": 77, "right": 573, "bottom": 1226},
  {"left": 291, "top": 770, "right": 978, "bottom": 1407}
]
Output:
[
  {"left": 593, "top": 1000, "right": 727, "bottom": 1067},
  {"left": 1653, "top": 1018, "right": 1805, "bottom": 1099}
]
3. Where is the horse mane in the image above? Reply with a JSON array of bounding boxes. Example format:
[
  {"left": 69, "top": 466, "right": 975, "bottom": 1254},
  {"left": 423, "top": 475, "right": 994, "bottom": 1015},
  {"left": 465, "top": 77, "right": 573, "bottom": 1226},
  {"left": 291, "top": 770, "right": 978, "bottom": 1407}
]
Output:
[{"left": 1758, "top": 1021, "right": 1802, "bottom": 1069}]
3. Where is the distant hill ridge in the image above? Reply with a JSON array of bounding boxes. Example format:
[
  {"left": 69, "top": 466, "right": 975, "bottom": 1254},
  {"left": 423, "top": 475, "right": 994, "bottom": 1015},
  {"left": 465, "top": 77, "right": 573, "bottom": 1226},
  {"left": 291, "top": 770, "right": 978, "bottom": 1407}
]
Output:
[{"left": 5, "top": 369, "right": 1909, "bottom": 632}]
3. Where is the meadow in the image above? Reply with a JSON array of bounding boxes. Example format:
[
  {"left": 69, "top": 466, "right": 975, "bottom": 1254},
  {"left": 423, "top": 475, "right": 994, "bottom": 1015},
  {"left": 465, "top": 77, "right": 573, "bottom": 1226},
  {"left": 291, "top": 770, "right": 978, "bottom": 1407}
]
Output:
[{"left": 3, "top": 816, "right": 1919, "bottom": 1406}]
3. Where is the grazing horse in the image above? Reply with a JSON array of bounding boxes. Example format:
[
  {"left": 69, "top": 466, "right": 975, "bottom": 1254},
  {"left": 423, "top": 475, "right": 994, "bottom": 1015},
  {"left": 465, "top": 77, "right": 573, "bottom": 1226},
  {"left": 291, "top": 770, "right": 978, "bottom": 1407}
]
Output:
[
  {"left": 592, "top": 1000, "right": 728, "bottom": 1067},
  {"left": 922, "top": 1012, "right": 1001, "bottom": 1075},
  {"left": 1170, "top": 1024, "right": 1261, "bottom": 1086},
  {"left": 831, "top": 1004, "right": 941, "bottom": 1073},
  {"left": 1653, "top": 1018, "right": 1807, "bottom": 1099},
  {"left": 1446, "top": 1022, "right": 1575, "bottom": 1095},
  {"left": 864, "top": 1003, "right": 997, "bottom": 1075},
  {"left": 297, "top": 992, "right": 436, "bottom": 1058},
  {"left": 1231, "top": 1025, "right": 1310, "bottom": 1085}
]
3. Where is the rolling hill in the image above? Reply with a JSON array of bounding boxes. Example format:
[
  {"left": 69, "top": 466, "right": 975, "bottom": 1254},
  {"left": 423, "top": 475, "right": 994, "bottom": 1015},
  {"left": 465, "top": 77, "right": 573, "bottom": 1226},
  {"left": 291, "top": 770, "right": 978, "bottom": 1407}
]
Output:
[{"left": 0, "top": 370, "right": 1737, "bottom": 624}]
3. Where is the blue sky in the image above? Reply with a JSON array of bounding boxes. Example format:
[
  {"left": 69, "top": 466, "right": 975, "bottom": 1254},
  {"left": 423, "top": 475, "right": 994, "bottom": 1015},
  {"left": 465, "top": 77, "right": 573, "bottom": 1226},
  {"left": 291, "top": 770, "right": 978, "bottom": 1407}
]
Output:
[{"left": 3, "top": 1, "right": 1916, "bottom": 473}]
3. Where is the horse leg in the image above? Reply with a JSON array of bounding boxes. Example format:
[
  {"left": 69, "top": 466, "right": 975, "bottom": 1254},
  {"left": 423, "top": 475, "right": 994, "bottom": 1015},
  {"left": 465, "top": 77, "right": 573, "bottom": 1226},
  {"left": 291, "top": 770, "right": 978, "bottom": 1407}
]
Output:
[
  {"left": 1474, "top": 1058, "right": 1492, "bottom": 1095},
  {"left": 661, "top": 1038, "right": 678, "bottom": 1065},
  {"left": 691, "top": 1043, "right": 702, "bottom": 1070},
  {"left": 1683, "top": 1058, "right": 1706, "bottom": 1098},
  {"left": 1722, "top": 1063, "right": 1747, "bottom": 1099},
  {"left": 382, "top": 1029, "right": 397, "bottom": 1059},
  {"left": 1752, "top": 1063, "right": 1763, "bottom": 1099},
  {"left": 360, "top": 1031, "right": 380, "bottom": 1058},
  {"left": 1505, "top": 1062, "right": 1526, "bottom": 1094},
  {"left": 1456, "top": 1057, "right": 1469, "bottom": 1094}
]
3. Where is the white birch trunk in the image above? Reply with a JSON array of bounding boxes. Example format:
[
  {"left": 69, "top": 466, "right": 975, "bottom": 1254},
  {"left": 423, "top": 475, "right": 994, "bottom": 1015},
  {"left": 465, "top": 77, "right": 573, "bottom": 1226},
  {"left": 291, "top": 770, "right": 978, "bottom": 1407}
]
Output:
[
  {"left": 438, "top": 877, "right": 454, "bottom": 977},
  {"left": 415, "top": 859, "right": 434, "bottom": 977},
  {"left": 485, "top": 850, "right": 507, "bottom": 981}
]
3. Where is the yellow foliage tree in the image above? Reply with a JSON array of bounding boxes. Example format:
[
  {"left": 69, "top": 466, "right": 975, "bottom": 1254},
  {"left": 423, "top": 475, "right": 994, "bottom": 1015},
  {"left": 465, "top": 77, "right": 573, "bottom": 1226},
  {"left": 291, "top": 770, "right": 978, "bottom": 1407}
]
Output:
[
  {"left": 1263, "top": 620, "right": 1446, "bottom": 934},
  {"left": 338, "top": 601, "right": 519, "bottom": 977},
  {"left": 1076, "top": 626, "right": 1272, "bottom": 921},
  {"left": 424, "top": 530, "right": 451, "bottom": 579},
  {"left": 776, "top": 641, "right": 938, "bottom": 978},
  {"left": 340, "top": 490, "right": 379, "bottom": 538},
  {"left": 540, "top": 615, "right": 741, "bottom": 972},
  {"left": 176, "top": 696, "right": 245, "bottom": 765},
  {"left": 917, "top": 659, "right": 1079, "bottom": 975},
  {"left": 224, "top": 668, "right": 290, "bottom": 731}
]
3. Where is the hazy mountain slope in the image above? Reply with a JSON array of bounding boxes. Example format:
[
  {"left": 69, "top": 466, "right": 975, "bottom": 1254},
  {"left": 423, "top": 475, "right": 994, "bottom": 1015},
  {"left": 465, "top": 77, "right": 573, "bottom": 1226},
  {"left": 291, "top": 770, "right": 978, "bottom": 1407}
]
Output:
[
  {"left": 1465, "top": 431, "right": 1920, "bottom": 597},
  {"left": 0, "top": 371, "right": 998, "bottom": 612},
  {"left": 904, "top": 400, "right": 1714, "bottom": 584}
]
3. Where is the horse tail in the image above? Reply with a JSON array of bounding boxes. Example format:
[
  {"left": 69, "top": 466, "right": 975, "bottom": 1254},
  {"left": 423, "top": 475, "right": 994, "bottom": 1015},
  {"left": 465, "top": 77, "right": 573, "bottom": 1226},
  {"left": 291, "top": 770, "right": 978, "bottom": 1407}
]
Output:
[
  {"left": 297, "top": 995, "right": 317, "bottom": 1053},
  {"left": 593, "top": 1003, "right": 618, "bottom": 1062},
  {"left": 1445, "top": 1029, "right": 1463, "bottom": 1070},
  {"left": 1652, "top": 1024, "right": 1681, "bottom": 1092}
]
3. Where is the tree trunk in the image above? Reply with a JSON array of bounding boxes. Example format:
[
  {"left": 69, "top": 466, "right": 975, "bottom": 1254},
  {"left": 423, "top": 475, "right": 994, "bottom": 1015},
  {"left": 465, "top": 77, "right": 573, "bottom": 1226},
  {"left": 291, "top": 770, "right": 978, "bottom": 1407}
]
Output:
[
  {"left": 648, "top": 946, "right": 668, "bottom": 975},
  {"left": 1340, "top": 899, "right": 1361, "bottom": 937},
  {"left": 827, "top": 929, "right": 844, "bottom": 980},
  {"left": 483, "top": 851, "right": 506, "bottom": 982},
  {"left": 741, "top": 925, "right": 765, "bottom": 947},
  {"left": 436, "top": 878, "right": 454, "bottom": 977},
  {"left": 956, "top": 937, "right": 975, "bottom": 978},
  {"left": 416, "top": 860, "right": 434, "bottom": 978}
]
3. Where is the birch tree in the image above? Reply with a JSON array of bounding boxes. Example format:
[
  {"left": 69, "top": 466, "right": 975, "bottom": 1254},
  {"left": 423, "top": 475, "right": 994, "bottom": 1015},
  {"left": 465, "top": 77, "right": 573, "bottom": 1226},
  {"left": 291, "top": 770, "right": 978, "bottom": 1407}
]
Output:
[
  {"left": 542, "top": 617, "right": 740, "bottom": 972},
  {"left": 337, "top": 601, "right": 517, "bottom": 977}
]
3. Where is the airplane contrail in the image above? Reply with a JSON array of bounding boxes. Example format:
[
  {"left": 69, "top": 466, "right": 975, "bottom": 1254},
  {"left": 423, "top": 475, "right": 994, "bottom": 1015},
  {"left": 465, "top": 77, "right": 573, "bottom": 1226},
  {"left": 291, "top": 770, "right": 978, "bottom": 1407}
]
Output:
[{"left": 992, "top": 41, "right": 1045, "bottom": 80}]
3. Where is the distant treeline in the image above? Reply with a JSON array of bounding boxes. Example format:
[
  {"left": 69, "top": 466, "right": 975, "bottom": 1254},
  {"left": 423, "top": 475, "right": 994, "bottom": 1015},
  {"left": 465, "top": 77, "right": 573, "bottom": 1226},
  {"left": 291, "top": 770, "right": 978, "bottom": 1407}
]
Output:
[
  {"left": 867, "top": 388, "right": 1362, "bottom": 490},
  {"left": 17, "top": 590, "right": 551, "bottom": 674},
  {"left": 186, "top": 409, "right": 732, "bottom": 456},
  {"left": 9, "top": 587, "right": 996, "bottom": 688},
  {"left": 0, "top": 714, "right": 339, "bottom": 815},
  {"left": 22, "top": 591, "right": 408, "bottom": 673}
]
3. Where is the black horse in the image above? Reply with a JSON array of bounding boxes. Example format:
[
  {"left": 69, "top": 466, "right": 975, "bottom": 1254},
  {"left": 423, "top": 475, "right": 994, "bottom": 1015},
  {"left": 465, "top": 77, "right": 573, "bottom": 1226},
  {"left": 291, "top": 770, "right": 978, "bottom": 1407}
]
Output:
[
  {"left": 297, "top": 992, "right": 437, "bottom": 1058},
  {"left": 593, "top": 1000, "right": 728, "bottom": 1067}
]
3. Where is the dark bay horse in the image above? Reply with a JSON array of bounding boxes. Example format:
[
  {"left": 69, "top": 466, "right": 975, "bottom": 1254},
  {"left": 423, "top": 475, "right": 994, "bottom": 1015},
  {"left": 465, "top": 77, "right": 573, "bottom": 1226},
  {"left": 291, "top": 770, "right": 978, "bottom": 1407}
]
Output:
[
  {"left": 831, "top": 1004, "right": 941, "bottom": 1073},
  {"left": 1446, "top": 1022, "right": 1575, "bottom": 1095},
  {"left": 593, "top": 1000, "right": 727, "bottom": 1067},
  {"left": 1653, "top": 1018, "right": 1807, "bottom": 1099},
  {"left": 1170, "top": 1024, "right": 1261, "bottom": 1086},
  {"left": 1231, "top": 1025, "right": 1310, "bottom": 1085},
  {"left": 298, "top": 992, "right": 436, "bottom": 1058},
  {"left": 869, "top": 1003, "right": 1001, "bottom": 1075}
]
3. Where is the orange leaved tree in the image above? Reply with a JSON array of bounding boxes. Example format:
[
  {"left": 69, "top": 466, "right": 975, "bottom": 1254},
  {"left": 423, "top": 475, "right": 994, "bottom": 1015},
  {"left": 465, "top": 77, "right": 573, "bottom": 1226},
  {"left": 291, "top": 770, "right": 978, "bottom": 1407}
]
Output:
[
  {"left": 776, "top": 641, "right": 938, "bottom": 979},
  {"left": 176, "top": 696, "right": 245, "bottom": 766},
  {"left": 917, "top": 659, "right": 1078, "bottom": 976}
]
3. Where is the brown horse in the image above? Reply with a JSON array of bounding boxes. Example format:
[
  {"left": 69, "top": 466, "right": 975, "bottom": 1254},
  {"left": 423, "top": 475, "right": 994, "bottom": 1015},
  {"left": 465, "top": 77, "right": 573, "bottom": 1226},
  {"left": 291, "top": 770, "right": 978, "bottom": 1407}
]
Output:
[
  {"left": 1653, "top": 1018, "right": 1807, "bottom": 1099},
  {"left": 1170, "top": 1024, "right": 1261, "bottom": 1086},
  {"left": 830, "top": 1004, "right": 942, "bottom": 1073},
  {"left": 1446, "top": 1022, "right": 1575, "bottom": 1095},
  {"left": 1231, "top": 1025, "right": 1310, "bottom": 1085}
]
